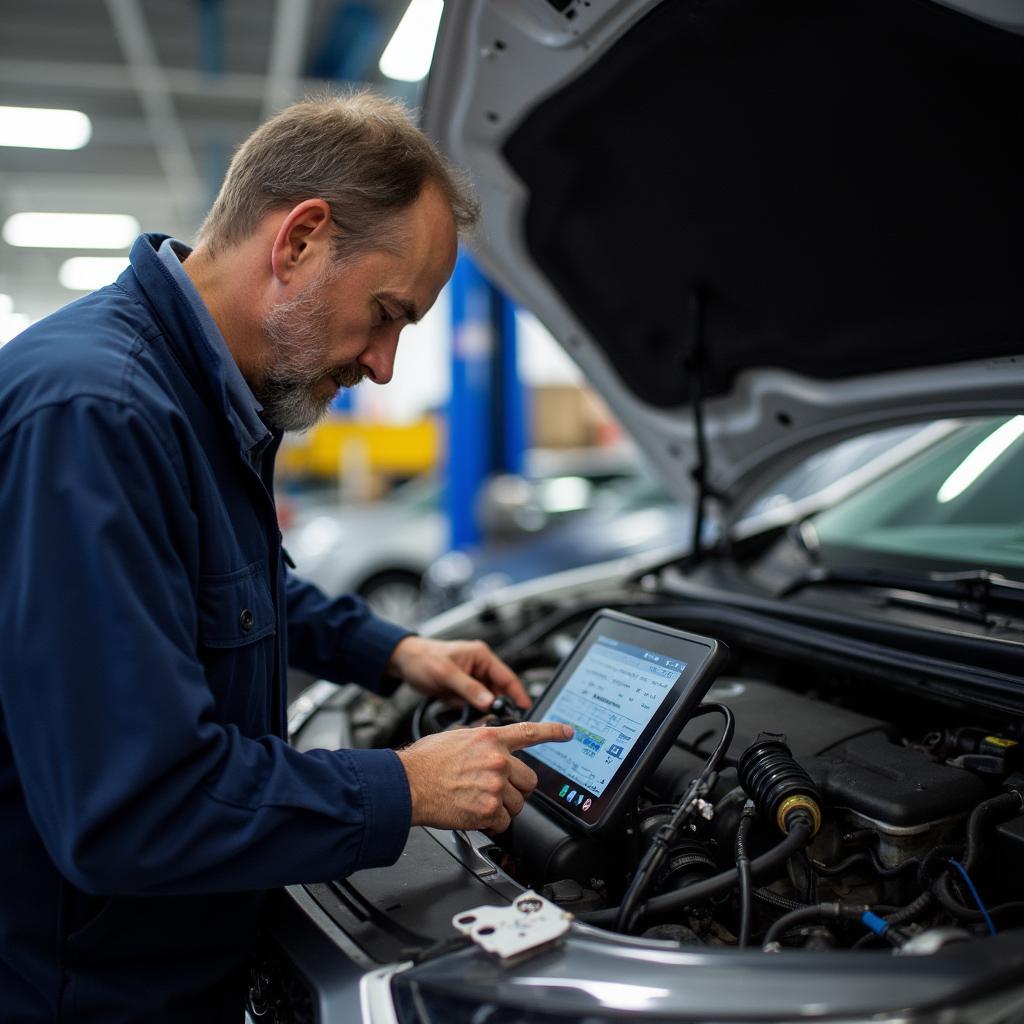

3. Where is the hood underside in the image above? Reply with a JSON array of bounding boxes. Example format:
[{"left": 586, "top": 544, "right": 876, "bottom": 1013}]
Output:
[{"left": 423, "top": 0, "right": 1024, "bottom": 509}]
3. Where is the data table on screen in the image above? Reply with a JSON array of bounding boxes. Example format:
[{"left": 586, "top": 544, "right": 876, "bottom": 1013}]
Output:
[{"left": 530, "top": 635, "right": 685, "bottom": 797}]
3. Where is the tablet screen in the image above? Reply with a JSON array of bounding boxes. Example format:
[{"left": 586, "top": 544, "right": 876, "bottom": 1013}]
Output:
[
  {"left": 520, "top": 610, "right": 723, "bottom": 832},
  {"left": 528, "top": 634, "right": 685, "bottom": 798}
]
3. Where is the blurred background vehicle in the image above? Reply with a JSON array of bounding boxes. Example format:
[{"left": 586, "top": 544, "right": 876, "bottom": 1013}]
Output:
[
  {"left": 424, "top": 467, "right": 683, "bottom": 610},
  {"left": 282, "top": 443, "right": 641, "bottom": 629},
  {"left": 424, "top": 423, "right": 935, "bottom": 613}
]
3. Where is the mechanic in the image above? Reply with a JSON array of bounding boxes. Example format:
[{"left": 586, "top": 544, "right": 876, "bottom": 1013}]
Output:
[{"left": 0, "top": 92, "right": 571, "bottom": 1023}]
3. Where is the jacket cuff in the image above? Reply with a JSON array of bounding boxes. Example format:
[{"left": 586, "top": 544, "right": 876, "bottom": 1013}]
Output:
[
  {"left": 342, "top": 747, "right": 412, "bottom": 870},
  {"left": 344, "top": 617, "right": 414, "bottom": 697}
]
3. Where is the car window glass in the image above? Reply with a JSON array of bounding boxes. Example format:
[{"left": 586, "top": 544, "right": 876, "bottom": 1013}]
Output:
[{"left": 812, "top": 416, "right": 1024, "bottom": 572}]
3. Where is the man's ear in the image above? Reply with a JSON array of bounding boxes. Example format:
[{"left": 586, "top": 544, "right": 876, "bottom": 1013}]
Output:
[{"left": 270, "top": 199, "right": 332, "bottom": 284}]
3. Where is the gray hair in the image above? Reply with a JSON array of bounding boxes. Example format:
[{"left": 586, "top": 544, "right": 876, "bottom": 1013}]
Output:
[{"left": 198, "top": 91, "right": 478, "bottom": 262}]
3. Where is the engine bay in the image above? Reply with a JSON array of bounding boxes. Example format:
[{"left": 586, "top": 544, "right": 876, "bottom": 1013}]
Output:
[{"left": 409, "top": 599, "right": 1024, "bottom": 953}]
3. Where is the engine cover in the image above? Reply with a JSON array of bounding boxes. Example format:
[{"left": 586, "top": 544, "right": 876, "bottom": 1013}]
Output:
[{"left": 808, "top": 732, "right": 987, "bottom": 830}]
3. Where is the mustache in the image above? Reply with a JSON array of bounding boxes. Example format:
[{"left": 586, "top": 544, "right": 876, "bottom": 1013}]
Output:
[{"left": 329, "top": 363, "right": 367, "bottom": 388}]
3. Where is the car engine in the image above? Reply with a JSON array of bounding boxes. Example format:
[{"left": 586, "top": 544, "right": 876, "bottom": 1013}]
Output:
[{"left": 409, "top": 598, "right": 1024, "bottom": 952}]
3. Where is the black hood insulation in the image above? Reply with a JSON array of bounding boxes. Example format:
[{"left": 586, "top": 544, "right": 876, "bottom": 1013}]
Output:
[{"left": 504, "top": 0, "right": 1024, "bottom": 408}]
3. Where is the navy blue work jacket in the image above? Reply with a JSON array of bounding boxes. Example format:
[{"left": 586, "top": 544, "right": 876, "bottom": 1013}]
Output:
[{"left": 0, "top": 234, "right": 413, "bottom": 1022}]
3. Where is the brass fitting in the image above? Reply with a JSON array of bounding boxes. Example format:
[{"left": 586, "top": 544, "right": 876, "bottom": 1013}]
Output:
[{"left": 776, "top": 794, "right": 821, "bottom": 836}]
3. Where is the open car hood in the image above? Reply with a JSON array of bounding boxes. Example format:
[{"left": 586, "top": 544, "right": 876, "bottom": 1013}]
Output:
[{"left": 422, "top": 0, "right": 1024, "bottom": 512}]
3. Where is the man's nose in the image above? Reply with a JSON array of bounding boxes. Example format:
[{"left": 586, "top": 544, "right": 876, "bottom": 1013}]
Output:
[{"left": 360, "top": 328, "right": 401, "bottom": 385}]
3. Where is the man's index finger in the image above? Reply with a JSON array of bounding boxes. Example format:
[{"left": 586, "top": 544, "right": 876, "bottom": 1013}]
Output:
[{"left": 497, "top": 720, "right": 573, "bottom": 752}]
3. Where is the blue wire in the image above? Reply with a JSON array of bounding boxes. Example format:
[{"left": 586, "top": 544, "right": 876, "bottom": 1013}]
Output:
[
  {"left": 861, "top": 910, "right": 889, "bottom": 937},
  {"left": 948, "top": 858, "right": 997, "bottom": 936}
]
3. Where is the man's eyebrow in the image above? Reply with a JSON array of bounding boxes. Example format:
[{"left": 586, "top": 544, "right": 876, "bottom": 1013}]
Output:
[{"left": 374, "top": 291, "right": 421, "bottom": 324}]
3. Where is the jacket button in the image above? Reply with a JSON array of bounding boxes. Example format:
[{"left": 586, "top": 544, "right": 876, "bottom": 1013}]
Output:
[{"left": 239, "top": 608, "right": 255, "bottom": 631}]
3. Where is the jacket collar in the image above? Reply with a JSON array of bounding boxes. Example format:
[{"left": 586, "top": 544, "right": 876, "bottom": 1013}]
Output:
[{"left": 124, "top": 232, "right": 274, "bottom": 459}]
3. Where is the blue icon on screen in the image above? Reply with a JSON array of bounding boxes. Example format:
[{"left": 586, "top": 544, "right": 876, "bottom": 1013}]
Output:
[{"left": 608, "top": 744, "right": 624, "bottom": 758}]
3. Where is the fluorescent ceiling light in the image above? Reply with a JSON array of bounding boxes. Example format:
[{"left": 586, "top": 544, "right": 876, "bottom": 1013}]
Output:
[
  {"left": 3, "top": 212, "right": 140, "bottom": 250},
  {"left": 59, "top": 256, "right": 130, "bottom": 291},
  {"left": 379, "top": 0, "right": 443, "bottom": 82},
  {"left": 937, "top": 415, "right": 1024, "bottom": 503},
  {"left": 0, "top": 105, "right": 92, "bottom": 150}
]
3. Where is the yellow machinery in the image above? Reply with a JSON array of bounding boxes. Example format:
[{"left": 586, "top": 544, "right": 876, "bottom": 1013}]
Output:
[{"left": 276, "top": 416, "right": 441, "bottom": 481}]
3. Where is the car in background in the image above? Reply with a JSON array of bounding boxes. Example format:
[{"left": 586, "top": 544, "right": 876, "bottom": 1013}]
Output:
[
  {"left": 257, "top": 2, "right": 1024, "bottom": 1022},
  {"left": 282, "top": 445, "right": 640, "bottom": 627},
  {"left": 281, "top": 475, "right": 443, "bottom": 628},
  {"left": 424, "top": 425, "right": 933, "bottom": 611}
]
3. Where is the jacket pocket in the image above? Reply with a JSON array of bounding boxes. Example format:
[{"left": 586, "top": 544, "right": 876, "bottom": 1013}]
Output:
[{"left": 197, "top": 561, "right": 275, "bottom": 648}]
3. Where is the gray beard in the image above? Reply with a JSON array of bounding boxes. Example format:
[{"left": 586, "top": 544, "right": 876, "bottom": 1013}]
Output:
[
  {"left": 255, "top": 274, "right": 365, "bottom": 433},
  {"left": 255, "top": 375, "right": 334, "bottom": 434}
]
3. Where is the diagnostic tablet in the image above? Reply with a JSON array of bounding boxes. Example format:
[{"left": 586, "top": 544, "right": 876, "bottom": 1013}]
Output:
[{"left": 520, "top": 610, "right": 726, "bottom": 833}]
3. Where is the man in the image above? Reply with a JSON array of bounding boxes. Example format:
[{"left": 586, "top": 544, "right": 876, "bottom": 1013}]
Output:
[{"left": 0, "top": 93, "right": 571, "bottom": 1022}]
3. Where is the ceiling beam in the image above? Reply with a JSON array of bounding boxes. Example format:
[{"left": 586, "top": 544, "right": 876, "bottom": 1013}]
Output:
[
  {"left": 0, "top": 171, "right": 195, "bottom": 205},
  {"left": 263, "top": 0, "right": 314, "bottom": 119},
  {"left": 0, "top": 58, "right": 349, "bottom": 104},
  {"left": 104, "top": 0, "right": 202, "bottom": 227}
]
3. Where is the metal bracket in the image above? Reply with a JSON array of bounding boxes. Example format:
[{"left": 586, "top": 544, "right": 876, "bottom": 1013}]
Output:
[{"left": 452, "top": 891, "right": 572, "bottom": 960}]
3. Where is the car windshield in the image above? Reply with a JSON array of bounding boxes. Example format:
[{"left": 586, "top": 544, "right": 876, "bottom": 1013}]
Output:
[{"left": 810, "top": 416, "right": 1024, "bottom": 576}]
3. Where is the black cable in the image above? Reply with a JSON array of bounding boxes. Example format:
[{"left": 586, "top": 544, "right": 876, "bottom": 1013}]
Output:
[
  {"left": 735, "top": 801, "right": 756, "bottom": 948},
  {"left": 932, "top": 791, "right": 1023, "bottom": 921},
  {"left": 691, "top": 702, "right": 736, "bottom": 776},
  {"left": 813, "top": 850, "right": 918, "bottom": 880},
  {"left": 929, "top": 880, "right": 1024, "bottom": 924},
  {"left": 754, "top": 887, "right": 805, "bottom": 913},
  {"left": 867, "top": 850, "right": 920, "bottom": 879},
  {"left": 876, "top": 791, "right": 1024, "bottom": 931},
  {"left": 917, "top": 844, "right": 962, "bottom": 888},
  {"left": 883, "top": 890, "right": 934, "bottom": 929},
  {"left": 762, "top": 902, "right": 868, "bottom": 949},
  {"left": 586, "top": 818, "right": 813, "bottom": 929},
  {"left": 613, "top": 704, "right": 735, "bottom": 933},
  {"left": 812, "top": 852, "right": 869, "bottom": 878},
  {"left": 793, "top": 848, "right": 817, "bottom": 905}
]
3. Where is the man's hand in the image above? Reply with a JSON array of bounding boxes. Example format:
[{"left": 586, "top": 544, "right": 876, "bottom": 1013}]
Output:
[
  {"left": 396, "top": 721, "right": 573, "bottom": 833},
  {"left": 386, "top": 635, "right": 530, "bottom": 711}
]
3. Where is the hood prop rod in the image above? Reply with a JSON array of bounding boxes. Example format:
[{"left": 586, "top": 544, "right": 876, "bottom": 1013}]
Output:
[{"left": 684, "top": 287, "right": 718, "bottom": 567}]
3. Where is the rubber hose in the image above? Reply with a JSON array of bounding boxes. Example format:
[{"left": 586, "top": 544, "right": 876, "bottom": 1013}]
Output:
[
  {"left": 935, "top": 878, "right": 984, "bottom": 921},
  {"left": 762, "top": 902, "right": 866, "bottom": 948},
  {"left": 962, "top": 791, "right": 1023, "bottom": 872},
  {"left": 934, "top": 790, "right": 1024, "bottom": 919},
  {"left": 884, "top": 890, "right": 935, "bottom": 928},
  {"left": 584, "top": 819, "right": 813, "bottom": 928}
]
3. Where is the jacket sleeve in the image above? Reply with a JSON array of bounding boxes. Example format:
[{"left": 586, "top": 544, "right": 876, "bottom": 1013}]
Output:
[
  {"left": 0, "top": 397, "right": 411, "bottom": 896},
  {"left": 284, "top": 574, "right": 412, "bottom": 697}
]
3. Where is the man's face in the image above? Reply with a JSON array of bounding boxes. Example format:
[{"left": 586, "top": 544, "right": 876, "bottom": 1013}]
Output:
[{"left": 254, "top": 182, "right": 458, "bottom": 432}]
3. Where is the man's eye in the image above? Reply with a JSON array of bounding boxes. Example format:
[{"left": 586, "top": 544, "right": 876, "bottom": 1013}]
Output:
[{"left": 377, "top": 302, "right": 394, "bottom": 324}]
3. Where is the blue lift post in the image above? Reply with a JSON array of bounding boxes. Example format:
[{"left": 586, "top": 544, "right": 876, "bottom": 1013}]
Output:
[{"left": 446, "top": 252, "right": 527, "bottom": 550}]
